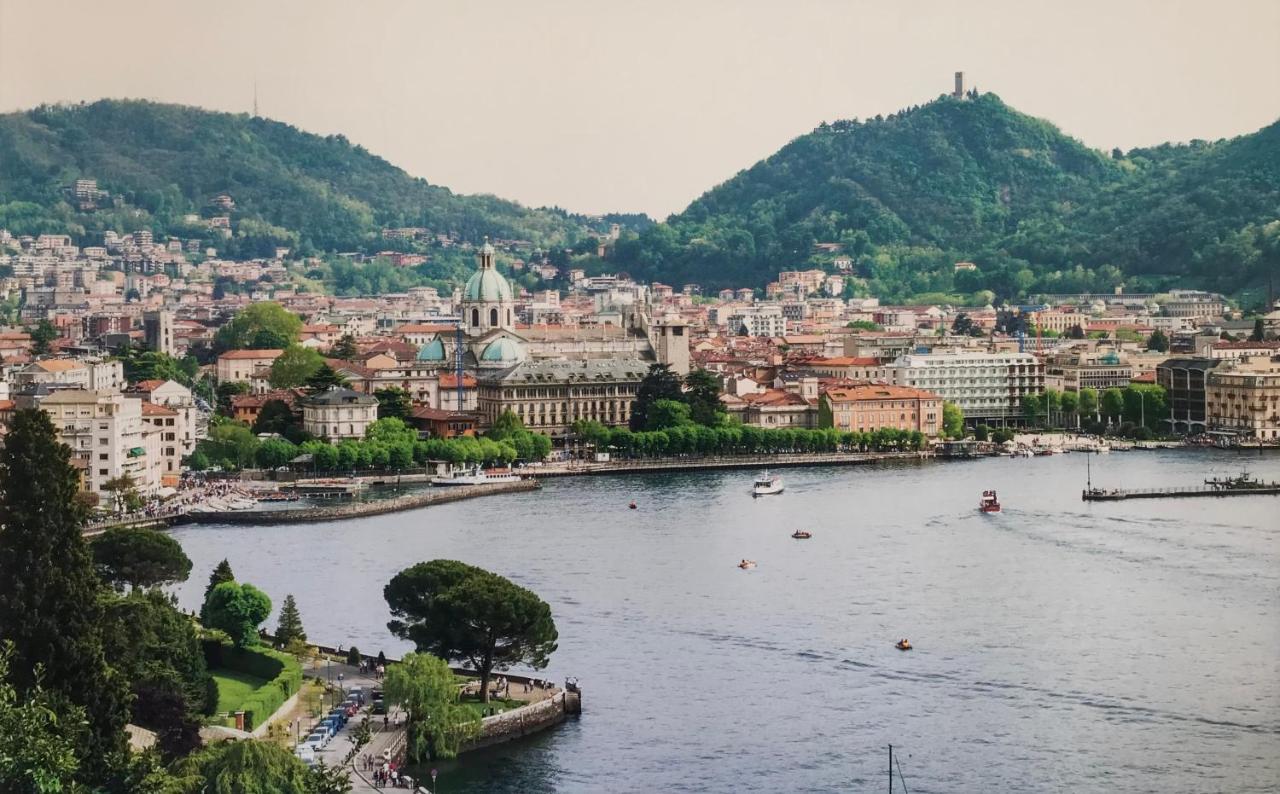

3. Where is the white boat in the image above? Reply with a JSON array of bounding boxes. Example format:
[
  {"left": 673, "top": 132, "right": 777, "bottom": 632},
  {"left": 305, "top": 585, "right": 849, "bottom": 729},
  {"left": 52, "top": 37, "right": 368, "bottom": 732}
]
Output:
[
  {"left": 433, "top": 465, "right": 522, "bottom": 486},
  {"left": 752, "top": 471, "right": 784, "bottom": 497}
]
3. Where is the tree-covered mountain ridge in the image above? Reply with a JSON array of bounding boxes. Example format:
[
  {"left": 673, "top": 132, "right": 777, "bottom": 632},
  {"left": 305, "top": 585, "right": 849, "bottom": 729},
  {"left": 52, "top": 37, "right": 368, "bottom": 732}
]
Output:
[
  {"left": 0, "top": 99, "right": 607, "bottom": 258},
  {"left": 613, "top": 93, "right": 1280, "bottom": 301}
]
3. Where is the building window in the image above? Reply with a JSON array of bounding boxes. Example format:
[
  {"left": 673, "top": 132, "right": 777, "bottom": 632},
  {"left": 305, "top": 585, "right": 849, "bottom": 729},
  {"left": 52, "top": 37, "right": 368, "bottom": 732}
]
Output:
[
  {"left": 490, "top": 308, "right": 499, "bottom": 326},
  {"left": 471, "top": 308, "right": 480, "bottom": 327}
]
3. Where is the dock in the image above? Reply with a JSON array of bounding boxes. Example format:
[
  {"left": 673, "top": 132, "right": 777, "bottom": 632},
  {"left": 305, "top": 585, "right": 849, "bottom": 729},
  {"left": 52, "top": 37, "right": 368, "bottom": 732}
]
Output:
[{"left": 1082, "top": 482, "right": 1280, "bottom": 501}]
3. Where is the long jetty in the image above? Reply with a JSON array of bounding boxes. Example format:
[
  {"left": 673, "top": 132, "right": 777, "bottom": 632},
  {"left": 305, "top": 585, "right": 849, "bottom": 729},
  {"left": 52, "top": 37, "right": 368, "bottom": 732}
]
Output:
[
  {"left": 536, "top": 450, "right": 930, "bottom": 477},
  {"left": 1082, "top": 482, "right": 1280, "bottom": 501}
]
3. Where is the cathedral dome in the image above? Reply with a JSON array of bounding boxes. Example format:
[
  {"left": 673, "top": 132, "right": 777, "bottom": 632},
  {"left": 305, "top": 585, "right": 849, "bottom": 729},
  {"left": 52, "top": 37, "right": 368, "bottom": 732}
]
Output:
[
  {"left": 479, "top": 337, "right": 524, "bottom": 364},
  {"left": 463, "top": 268, "right": 513, "bottom": 302},
  {"left": 416, "top": 337, "right": 446, "bottom": 362}
]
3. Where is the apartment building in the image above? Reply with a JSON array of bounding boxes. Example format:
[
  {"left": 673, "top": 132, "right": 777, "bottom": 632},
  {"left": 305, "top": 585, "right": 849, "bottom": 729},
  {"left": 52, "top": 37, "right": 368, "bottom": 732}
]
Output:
[
  {"left": 820, "top": 384, "right": 943, "bottom": 436},
  {"left": 216, "top": 349, "right": 284, "bottom": 384},
  {"left": 888, "top": 351, "right": 1044, "bottom": 423},
  {"left": 300, "top": 387, "right": 379, "bottom": 441},
  {"left": 726, "top": 305, "right": 786, "bottom": 337},
  {"left": 1205, "top": 358, "right": 1280, "bottom": 441},
  {"left": 1043, "top": 350, "right": 1133, "bottom": 392},
  {"left": 41, "top": 389, "right": 163, "bottom": 503}
]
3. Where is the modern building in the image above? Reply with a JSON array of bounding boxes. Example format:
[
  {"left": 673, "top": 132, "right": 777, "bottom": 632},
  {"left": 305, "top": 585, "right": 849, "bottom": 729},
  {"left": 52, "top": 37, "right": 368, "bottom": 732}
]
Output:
[
  {"left": 1155, "top": 357, "right": 1223, "bottom": 434},
  {"left": 1204, "top": 358, "right": 1280, "bottom": 441},
  {"left": 300, "top": 387, "right": 379, "bottom": 441},
  {"left": 888, "top": 351, "right": 1043, "bottom": 423},
  {"left": 143, "top": 309, "right": 176, "bottom": 356},
  {"left": 474, "top": 358, "right": 649, "bottom": 439},
  {"left": 726, "top": 305, "right": 786, "bottom": 337},
  {"left": 820, "top": 384, "right": 943, "bottom": 436},
  {"left": 1042, "top": 350, "right": 1133, "bottom": 392},
  {"left": 41, "top": 389, "right": 163, "bottom": 503}
]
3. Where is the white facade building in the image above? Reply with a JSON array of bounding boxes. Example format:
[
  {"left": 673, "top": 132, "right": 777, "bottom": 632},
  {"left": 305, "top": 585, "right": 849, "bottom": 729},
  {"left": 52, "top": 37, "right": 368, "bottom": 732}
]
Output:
[
  {"left": 889, "top": 351, "right": 1044, "bottom": 422},
  {"left": 41, "top": 389, "right": 163, "bottom": 503}
]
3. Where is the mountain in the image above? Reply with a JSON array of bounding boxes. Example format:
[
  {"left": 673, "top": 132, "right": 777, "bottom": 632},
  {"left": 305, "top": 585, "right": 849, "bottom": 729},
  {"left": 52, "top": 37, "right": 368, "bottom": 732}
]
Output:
[
  {"left": 0, "top": 99, "right": 593, "bottom": 258},
  {"left": 612, "top": 93, "right": 1280, "bottom": 301}
]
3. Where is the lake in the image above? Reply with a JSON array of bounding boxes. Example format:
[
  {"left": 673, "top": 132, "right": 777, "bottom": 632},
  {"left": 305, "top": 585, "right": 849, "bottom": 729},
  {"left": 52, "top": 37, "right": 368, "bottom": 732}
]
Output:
[{"left": 171, "top": 449, "right": 1280, "bottom": 793}]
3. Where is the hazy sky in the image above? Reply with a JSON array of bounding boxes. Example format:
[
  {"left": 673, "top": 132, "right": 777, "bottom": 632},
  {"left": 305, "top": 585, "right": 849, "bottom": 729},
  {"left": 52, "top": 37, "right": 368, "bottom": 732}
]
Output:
[{"left": 2, "top": 0, "right": 1277, "bottom": 218}]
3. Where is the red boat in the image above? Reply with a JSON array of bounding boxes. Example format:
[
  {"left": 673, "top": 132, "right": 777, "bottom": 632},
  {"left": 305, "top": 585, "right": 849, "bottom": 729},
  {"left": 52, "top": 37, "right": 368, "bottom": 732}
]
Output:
[{"left": 979, "top": 490, "right": 1001, "bottom": 513}]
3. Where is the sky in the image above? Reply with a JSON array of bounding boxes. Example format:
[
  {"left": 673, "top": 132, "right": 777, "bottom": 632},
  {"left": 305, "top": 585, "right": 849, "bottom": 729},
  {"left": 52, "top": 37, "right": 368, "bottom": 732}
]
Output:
[{"left": 1, "top": 0, "right": 1277, "bottom": 218}]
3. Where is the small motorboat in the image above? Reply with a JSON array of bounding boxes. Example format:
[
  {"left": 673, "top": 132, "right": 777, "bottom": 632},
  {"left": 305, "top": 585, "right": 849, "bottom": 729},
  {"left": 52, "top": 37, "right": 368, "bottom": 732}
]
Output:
[
  {"left": 978, "top": 489, "right": 1001, "bottom": 513},
  {"left": 791, "top": 530, "right": 812, "bottom": 539},
  {"left": 628, "top": 501, "right": 637, "bottom": 510},
  {"left": 737, "top": 559, "right": 757, "bottom": 570},
  {"left": 895, "top": 639, "right": 913, "bottom": 651},
  {"left": 752, "top": 471, "right": 784, "bottom": 497}
]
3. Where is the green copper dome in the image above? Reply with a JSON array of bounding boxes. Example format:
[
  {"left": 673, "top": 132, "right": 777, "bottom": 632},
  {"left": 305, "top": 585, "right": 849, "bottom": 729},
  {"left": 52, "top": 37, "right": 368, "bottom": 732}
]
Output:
[
  {"left": 416, "top": 337, "right": 446, "bottom": 362},
  {"left": 463, "top": 268, "right": 513, "bottom": 302},
  {"left": 479, "top": 337, "right": 524, "bottom": 363}
]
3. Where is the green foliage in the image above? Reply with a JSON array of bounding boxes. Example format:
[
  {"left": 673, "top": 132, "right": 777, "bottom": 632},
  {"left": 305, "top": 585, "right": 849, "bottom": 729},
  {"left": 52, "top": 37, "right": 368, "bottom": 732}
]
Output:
[
  {"left": 27, "top": 319, "right": 57, "bottom": 356},
  {"left": 254, "top": 438, "right": 298, "bottom": 470},
  {"left": 0, "top": 641, "right": 84, "bottom": 794},
  {"left": 328, "top": 334, "right": 359, "bottom": 361},
  {"left": 684, "top": 368, "right": 726, "bottom": 426},
  {"left": 374, "top": 386, "right": 414, "bottom": 420},
  {"left": 202, "top": 559, "right": 235, "bottom": 606},
  {"left": 91, "top": 526, "right": 193, "bottom": 590},
  {"left": 251, "top": 399, "right": 307, "bottom": 444},
  {"left": 304, "top": 364, "right": 349, "bottom": 391},
  {"left": 268, "top": 345, "right": 324, "bottom": 388},
  {"left": 1101, "top": 388, "right": 1126, "bottom": 422},
  {"left": 630, "top": 363, "right": 684, "bottom": 431},
  {"left": 942, "top": 402, "right": 964, "bottom": 438},
  {"left": 274, "top": 595, "right": 306, "bottom": 646},
  {"left": 119, "top": 347, "right": 199, "bottom": 386},
  {"left": 385, "top": 560, "right": 558, "bottom": 704},
  {"left": 646, "top": 399, "right": 693, "bottom": 430},
  {"left": 0, "top": 409, "right": 129, "bottom": 782},
  {"left": 846, "top": 320, "right": 882, "bottom": 331},
  {"left": 101, "top": 590, "right": 214, "bottom": 758},
  {"left": 205, "top": 645, "right": 301, "bottom": 732},
  {"left": 383, "top": 652, "right": 478, "bottom": 762},
  {"left": 214, "top": 303, "right": 301, "bottom": 352},
  {"left": 195, "top": 420, "right": 259, "bottom": 470},
  {"left": 215, "top": 381, "right": 250, "bottom": 415},
  {"left": 486, "top": 411, "right": 552, "bottom": 461},
  {"left": 1146, "top": 329, "right": 1170, "bottom": 352},
  {"left": 173, "top": 737, "right": 310, "bottom": 793},
  {"left": 0, "top": 99, "right": 586, "bottom": 258},
  {"left": 202, "top": 582, "right": 272, "bottom": 648},
  {"left": 612, "top": 94, "right": 1280, "bottom": 298}
]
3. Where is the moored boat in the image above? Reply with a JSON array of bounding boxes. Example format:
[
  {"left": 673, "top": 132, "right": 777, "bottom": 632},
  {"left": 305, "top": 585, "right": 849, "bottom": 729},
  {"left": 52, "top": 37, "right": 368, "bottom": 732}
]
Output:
[
  {"left": 433, "top": 465, "right": 521, "bottom": 486},
  {"left": 978, "top": 489, "right": 1001, "bottom": 513},
  {"left": 752, "top": 471, "right": 784, "bottom": 497},
  {"left": 791, "top": 530, "right": 812, "bottom": 539}
]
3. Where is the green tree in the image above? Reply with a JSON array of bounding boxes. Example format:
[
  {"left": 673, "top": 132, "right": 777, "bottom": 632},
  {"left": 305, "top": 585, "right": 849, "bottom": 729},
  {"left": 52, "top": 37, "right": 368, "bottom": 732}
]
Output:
[
  {"left": 213, "top": 302, "right": 302, "bottom": 352},
  {"left": 1101, "top": 388, "right": 1126, "bottom": 425},
  {"left": 385, "top": 560, "right": 558, "bottom": 703},
  {"left": 215, "top": 381, "right": 250, "bottom": 416},
  {"left": 941, "top": 402, "right": 964, "bottom": 438},
  {"left": 0, "top": 409, "right": 129, "bottom": 783},
  {"left": 684, "top": 369, "right": 725, "bottom": 427},
  {"left": 101, "top": 590, "right": 214, "bottom": 759},
  {"left": 274, "top": 594, "right": 307, "bottom": 646},
  {"left": 383, "top": 652, "right": 478, "bottom": 762},
  {"left": 630, "top": 363, "right": 683, "bottom": 431},
  {"left": 203, "top": 559, "right": 235, "bottom": 607},
  {"left": 268, "top": 346, "right": 325, "bottom": 388},
  {"left": 101, "top": 473, "right": 143, "bottom": 513},
  {"left": 646, "top": 399, "right": 693, "bottom": 431},
  {"left": 374, "top": 387, "right": 414, "bottom": 420},
  {"left": 254, "top": 438, "right": 298, "bottom": 470},
  {"left": 173, "top": 739, "right": 311, "bottom": 793},
  {"left": 328, "top": 334, "right": 359, "bottom": 361},
  {"left": 91, "top": 527, "right": 193, "bottom": 591},
  {"left": 1249, "top": 318, "right": 1265, "bottom": 342},
  {"left": 0, "top": 642, "right": 84, "bottom": 794},
  {"left": 202, "top": 581, "right": 272, "bottom": 648},
  {"left": 304, "top": 363, "right": 349, "bottom": 392},
  {"left": 28, "top": 319, "right": 57, "bottom": 356},
  {"left": 252, "top": 399, "right": 305, "bottom": 442},
  {"left": 198, "top": 420, "right": 260, "bottom": 470},
  {"left": 1146, "top": 329, "right": 1170, "bottom": 352},
  {"left": 1078, "top": 388, "right": 1099, "bottom": 423}
]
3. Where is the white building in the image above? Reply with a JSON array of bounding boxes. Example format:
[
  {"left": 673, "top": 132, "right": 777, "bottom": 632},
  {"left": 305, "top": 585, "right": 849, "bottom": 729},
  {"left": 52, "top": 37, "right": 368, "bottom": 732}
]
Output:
[
  {"left": 889, "top": 350, "right": 1044, "bottom": 423},
  {"left": 300, "top": 387, "right": 379, "bottom": 441},
  {"left": 41, "top": 389, "right": 163, "bottom": 503},
  {"left": 726, "top": 305, "right": 787, "bottom": 337}
]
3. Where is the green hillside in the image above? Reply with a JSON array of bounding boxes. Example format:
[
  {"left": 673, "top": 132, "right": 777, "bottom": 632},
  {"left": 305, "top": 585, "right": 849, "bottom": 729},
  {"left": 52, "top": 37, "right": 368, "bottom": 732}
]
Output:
[
  {"left": 613, "top": 93, "right": 1280, "bottom": 301},
  {"left": 0, "top": 99, "right": 589, "bottom": 258}
]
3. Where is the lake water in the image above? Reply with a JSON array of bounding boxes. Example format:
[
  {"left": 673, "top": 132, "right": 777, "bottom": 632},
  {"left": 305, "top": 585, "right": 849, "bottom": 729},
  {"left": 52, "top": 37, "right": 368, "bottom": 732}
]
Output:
[{"left": 170, "top": 449, "right": 1280, "bottom": 793}]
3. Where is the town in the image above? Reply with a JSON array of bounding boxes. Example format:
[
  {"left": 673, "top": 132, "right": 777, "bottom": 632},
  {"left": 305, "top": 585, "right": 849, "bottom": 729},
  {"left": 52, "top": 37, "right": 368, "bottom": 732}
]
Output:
[{"left": 1, "top": 214, "right": 1278, "bottom": 513}]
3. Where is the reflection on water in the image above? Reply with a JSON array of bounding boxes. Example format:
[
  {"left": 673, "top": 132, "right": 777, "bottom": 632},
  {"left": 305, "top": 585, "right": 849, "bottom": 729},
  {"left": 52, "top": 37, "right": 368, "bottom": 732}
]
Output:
[{"left": 171, "top": 450, "right": 1280, "bottom": 793}]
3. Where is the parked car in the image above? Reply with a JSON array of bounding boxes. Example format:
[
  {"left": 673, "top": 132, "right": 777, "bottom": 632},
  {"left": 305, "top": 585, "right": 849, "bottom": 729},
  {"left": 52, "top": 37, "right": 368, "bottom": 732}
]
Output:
[{"left": 302, "top": 732, "right": 328, "bottom": 750}]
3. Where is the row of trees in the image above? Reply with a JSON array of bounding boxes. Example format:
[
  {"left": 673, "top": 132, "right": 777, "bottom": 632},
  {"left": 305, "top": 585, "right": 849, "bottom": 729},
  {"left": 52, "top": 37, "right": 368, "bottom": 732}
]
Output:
[
  {"left": 191, "top": 413, "right": 552, "bottom": 473},
  {"left": 1021, "top": 385, "right": 1169, "bottom": 436},
  {"left": 575, "top": 419, "right": 926, "bottom": 457}
]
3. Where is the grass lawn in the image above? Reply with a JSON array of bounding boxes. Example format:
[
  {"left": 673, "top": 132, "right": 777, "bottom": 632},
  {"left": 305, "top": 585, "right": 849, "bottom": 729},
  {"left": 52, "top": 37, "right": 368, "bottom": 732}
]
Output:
[
  {"left": 211, "top": 669, "right": 271, "bottom": 715},
  {"left": 459, "top": 697, "right": 525, "bottom": 720}
]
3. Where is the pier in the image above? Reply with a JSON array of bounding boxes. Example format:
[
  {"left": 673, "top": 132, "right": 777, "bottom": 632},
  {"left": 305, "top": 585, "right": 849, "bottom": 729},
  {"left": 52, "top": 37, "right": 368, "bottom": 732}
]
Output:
[{"left": 1083, "top": 482, "right": 1280, "bottom": 501}]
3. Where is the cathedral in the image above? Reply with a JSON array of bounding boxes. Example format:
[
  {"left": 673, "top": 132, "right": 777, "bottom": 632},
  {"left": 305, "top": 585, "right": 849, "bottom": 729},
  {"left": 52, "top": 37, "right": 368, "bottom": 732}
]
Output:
[{"left": 413, "top": 240, "right": 690, "bottom": 439}]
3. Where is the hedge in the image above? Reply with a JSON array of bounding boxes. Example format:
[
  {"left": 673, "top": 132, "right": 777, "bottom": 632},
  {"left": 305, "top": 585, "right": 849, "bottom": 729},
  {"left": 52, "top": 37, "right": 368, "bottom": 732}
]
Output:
[{"left": 205, "top": 642, "right": 302, "bottom": 731}]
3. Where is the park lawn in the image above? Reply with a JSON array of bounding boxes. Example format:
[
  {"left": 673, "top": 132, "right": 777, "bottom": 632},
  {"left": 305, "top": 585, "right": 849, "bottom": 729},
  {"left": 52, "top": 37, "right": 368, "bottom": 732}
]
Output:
[
  {"left": 211, "top": 668, "right": 271, "bottom": 715},
  {"left": 459, "top": 697, "right": 525, "bottom": 720}
]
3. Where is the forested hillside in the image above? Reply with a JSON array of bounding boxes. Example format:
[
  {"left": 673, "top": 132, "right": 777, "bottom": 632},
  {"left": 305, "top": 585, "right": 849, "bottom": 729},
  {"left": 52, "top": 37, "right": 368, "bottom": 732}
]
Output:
[
  {"left": 613, "top": 93, "right": 1280, "bottom": 301},
  {"left": 0, "top": 100, "right": 591, "bottom": 258}
]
